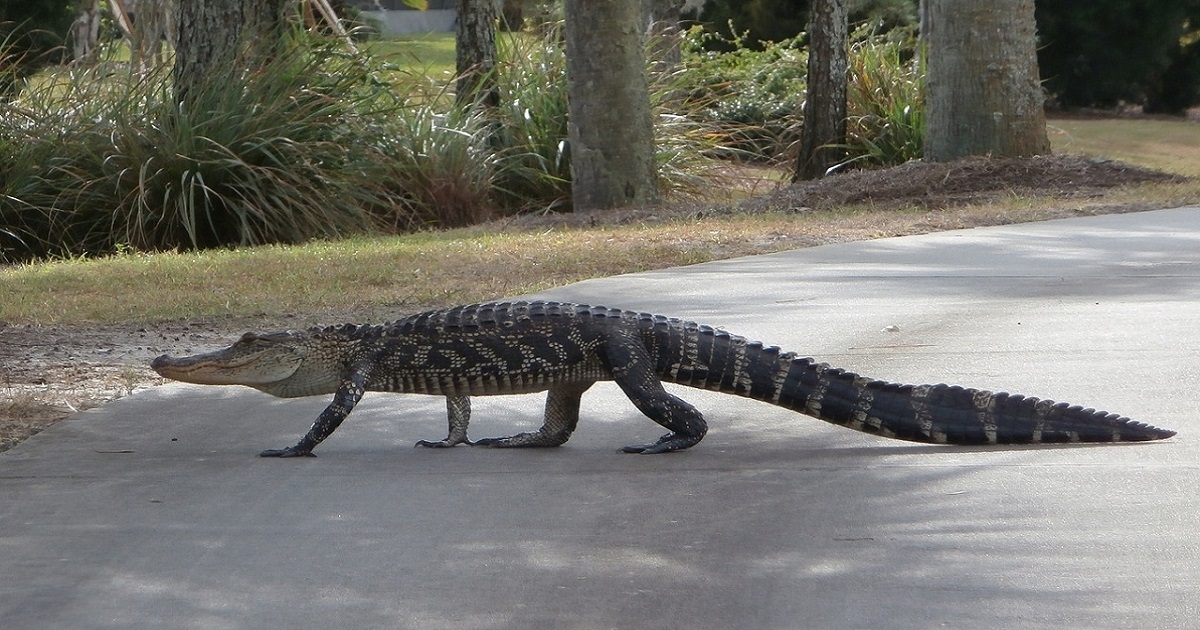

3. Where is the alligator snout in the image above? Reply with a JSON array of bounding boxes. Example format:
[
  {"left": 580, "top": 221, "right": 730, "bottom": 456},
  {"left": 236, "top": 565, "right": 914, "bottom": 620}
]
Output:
[{"left": 150, "top": 354, "right": 173, "bottom": 374}]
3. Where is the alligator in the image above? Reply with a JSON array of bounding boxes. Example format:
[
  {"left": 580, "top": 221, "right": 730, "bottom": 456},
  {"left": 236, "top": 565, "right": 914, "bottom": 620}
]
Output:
[{"left": 150, "top": 300, "right": 1176, "bottom": 457}]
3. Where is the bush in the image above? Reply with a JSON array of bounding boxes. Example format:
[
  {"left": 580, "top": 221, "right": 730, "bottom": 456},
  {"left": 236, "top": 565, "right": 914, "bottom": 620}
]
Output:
[
  {"left": 841, "top": 26, "right": 924, "bottom": 169},
  {"left": 487, "top": 25, "right": 727, "bottom": 211},
  {"left": 686, "top": 0, "right": 918, "bottom": 52},
  {"left": 374, "top": 76, "right": 499, "bottom": 227},
  {"left": 0, "top": 28, "right": 733, "bottom": 261},
  {"left": 678, "top": 26, "right": 807, "bottom": 161},
  {"left": 1, "top": 38, "right": 417, "bottom": 261},
  {"left": 686, "top": 0, "right": 809, "bottom": 51},
  {"left": 489, "top": 30, "right": 573, "bottom": 211},
  {"left": 673, "top": 23, "right": 924, "bottom": 169},
  {"left": 0, "top": 0, "right": 75, "bottom": 96}
]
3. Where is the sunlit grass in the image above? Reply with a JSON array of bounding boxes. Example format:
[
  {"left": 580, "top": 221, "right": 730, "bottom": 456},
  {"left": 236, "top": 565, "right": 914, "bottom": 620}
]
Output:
[
  {"left": 1048, "top": 117, "right": 1200, "bottom": 177},
  {"left": 0, "top": 223, "right": 777, "bottom": 324},
  {"left": 5, "top": 112, "right": 1200, "bottom": 326},
  {"left": 366, "top": 33, "right": 457, "bottom": 79},
  {"left": 367, "top": 32, "right": 535, "bottom": 89},
  {"left": 7, "top": 169, "right": 1198, "bottom": 327}
]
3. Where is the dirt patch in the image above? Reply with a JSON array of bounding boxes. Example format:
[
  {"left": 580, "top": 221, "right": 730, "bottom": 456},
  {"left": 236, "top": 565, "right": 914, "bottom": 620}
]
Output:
[
  {"left": 505, "top": 154, "right": 1183, "bottom": 228},
  {"left": 0, "top": 153, "right": 1189, "bottom": 452},
  {"left": 741, "top": 154, "right": 1182, "bottom": 212},
  {"left": 0, "top": 321, "right": 238, "bottom": 451}
]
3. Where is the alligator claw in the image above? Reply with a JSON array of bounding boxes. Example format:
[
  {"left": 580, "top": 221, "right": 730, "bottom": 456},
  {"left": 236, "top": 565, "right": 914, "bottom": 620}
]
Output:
[
  {"left": 258, "top": 446, "right": 316, "bottom": 458},
  {"left": 470, "top": 432, "right": 570, "bottom": 447},
  {"left": 620, "top": 432, "right": 701, "bottom": 454},
  {"left": 414, "top": 438, "right": 473, "bottom": 448}
]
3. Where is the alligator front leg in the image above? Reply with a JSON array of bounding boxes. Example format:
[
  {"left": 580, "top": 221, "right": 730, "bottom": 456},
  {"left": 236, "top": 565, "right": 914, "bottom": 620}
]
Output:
[
  {"left": 473, "top": 381, "right": 595, "bottom": 448},
  {"left": 415, "top": 396, "right": 474, "bottom": 448},
  {"left": 260, "top": 375, "right": 367, "bottom": 458}
]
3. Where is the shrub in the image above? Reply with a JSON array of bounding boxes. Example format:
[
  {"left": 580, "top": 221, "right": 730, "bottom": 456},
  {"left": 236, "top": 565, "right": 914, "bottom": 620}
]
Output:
[
  {"left": 487, "top": 26, "right": 728, "bottom": 211},
  {"left": 678, "top": 26, "right": 807, "bottom": 161},
  {"left": 1, "top": 38, "right": 415, "bottom": 261},
  {"left": 673, "top": 23, "right": 925, "bottom": 169},
  {"left": 0, "top": 0, "right": 75, "bottom": 96},
  {"left": 840, "top": 26, "right": 924, "bottom": 169},
  {"left": 489, "top": 30, "right": 573, "bottom": 211},
  {"left": 373, "top": 75, "right": 499, "bottom": 228},
  {"left": 0, "top": 28, "right": 734, "bottom": 260}
]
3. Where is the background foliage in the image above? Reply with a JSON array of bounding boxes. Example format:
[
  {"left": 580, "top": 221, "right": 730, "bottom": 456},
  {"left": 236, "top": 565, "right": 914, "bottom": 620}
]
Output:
[
  {"left": 0, "top": 27, "right": 731, "bottom": 262},
  {"left": 3, "top": 0, "right": 1200, "bottom": 263},
  {"left": 0, "top": 0, "right": 75, "bottom": 96},
  {"left": 689, "top": 0, "right": 1200, "bottom": 114},
  {"left": 1036, "top": 0, "right": 1200, "bottom": 113}
]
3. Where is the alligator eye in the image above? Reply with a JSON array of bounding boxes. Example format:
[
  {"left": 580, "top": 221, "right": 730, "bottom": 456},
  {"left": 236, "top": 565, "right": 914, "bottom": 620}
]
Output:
[{"left": 239, "top": 332, "right": 258, "bottom": 342}]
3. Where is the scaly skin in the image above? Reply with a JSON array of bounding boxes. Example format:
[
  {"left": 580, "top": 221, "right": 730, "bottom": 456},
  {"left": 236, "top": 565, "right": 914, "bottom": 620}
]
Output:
[{"left": 150, "top": 301, "right": 1177, "bottom": 457}]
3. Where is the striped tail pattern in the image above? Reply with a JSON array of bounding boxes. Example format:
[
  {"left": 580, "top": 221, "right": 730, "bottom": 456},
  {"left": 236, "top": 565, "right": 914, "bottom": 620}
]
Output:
[{"left": 636, "top": 313, "right": 1175, "bottom": 444}]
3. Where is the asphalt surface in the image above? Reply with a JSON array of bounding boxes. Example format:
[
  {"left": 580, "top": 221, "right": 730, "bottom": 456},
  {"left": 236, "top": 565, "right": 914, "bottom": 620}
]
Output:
[{"left": 2, "top": 207, "right": 1198, "bottom": 629}]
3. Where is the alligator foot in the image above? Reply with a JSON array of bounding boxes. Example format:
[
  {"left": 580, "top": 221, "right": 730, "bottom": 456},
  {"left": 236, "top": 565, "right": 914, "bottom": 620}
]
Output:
[
  {"left": 472, "top": 431, "right": 569, "bottom": 448},
  {"left": 620, "top": 432, "right": 703, "bottom": 454},
  {"left": 259, "top": 446, "right": 316, "bottom": 458},
  {"left": 414, "top": 437, "right": 474, "bottom": 448}
]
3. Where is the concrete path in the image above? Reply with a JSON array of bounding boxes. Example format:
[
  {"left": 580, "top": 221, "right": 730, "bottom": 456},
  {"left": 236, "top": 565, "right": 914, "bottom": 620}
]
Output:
[{"left": 2, "top": 208, "right": 1198, "bottom": 629}]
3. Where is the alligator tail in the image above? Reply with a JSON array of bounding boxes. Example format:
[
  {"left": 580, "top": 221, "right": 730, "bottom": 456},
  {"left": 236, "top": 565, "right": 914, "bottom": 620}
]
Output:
[
  {"left": 766, "top": 355, "right": 1174, "bottom": 444},
  {"left": 649, "top": 320, "right": 1175, "bottom": 444}
]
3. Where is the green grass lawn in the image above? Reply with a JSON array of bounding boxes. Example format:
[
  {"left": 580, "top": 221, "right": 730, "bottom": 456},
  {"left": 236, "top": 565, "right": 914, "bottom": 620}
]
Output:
[
  {"left": 366, "top": 32, "right": 535, "bottom": 81},
  {"left": 367, "top": 33, "right": 457, "bottom": 77},
  {"left": 1048, "top": 117, "right": 1200, "bottom": 177}
]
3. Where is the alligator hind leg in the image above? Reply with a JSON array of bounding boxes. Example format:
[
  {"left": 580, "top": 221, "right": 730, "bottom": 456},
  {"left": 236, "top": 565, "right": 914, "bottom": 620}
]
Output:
[
  {"left": 473, "top": 381, "right": 595, "bottom": 448},
  {"left": 603, "top": 333, "right": 708, "bottom": 454},
  {"left": 415, "top": 396, "right": 474, "bottom": 448},
  {"left": 615, "top": 384, "right": 708, "bottom": 454}
]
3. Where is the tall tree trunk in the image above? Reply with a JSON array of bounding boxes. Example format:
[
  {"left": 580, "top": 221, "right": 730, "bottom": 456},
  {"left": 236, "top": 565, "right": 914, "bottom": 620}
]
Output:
[
  {"left": 563, "top": 0, "right": 659, "bottom": 211},
  {"left": 70, "top": 0, "right": 103, "bottom": 64},
  {"left": 174, "top": 0, "right": 289, "bottom": 104},
  {"left": 643, "top": 0, "right": 685, "bottom": 70},
  {"left": 242, "top": 0, "right": 290, "bottom": 66},
  {"left": 923, "top": 0, "right": 1049, "bottom": 161},
  {"left": 173, "top": 0, "right": 244, "bottom": 103},
  {"left": 795, "top": 0, "right": 848, "bottom": 181},
  {"left": 499, "top": 0, "right": 523, "bottom": 31},
  {"left": 455, "top": 0, "right": 498, "bottom": 109}
]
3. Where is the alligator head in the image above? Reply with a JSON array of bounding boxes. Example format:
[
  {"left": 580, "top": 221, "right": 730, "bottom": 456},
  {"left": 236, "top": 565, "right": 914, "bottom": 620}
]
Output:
[{"left": 151, "top": 330, "right": 344, "bottom": 397}]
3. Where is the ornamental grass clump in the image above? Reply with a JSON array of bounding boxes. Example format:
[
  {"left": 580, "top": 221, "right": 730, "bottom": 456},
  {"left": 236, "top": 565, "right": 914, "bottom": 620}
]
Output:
[
  {"left": 0, "top": 38, "right": 432, "bottom": 261},
  {"left": 841, "top": 26, "right": 925, "bottom": 169}
]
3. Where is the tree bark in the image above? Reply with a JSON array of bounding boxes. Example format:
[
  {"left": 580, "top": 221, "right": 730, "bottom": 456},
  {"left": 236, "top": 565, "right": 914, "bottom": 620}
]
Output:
[
  {"left": 455, "top": 0, "right": 499, "bottom": 108},
  {"left": 923, "top": 0, "right": 1050, "bottom": 161},
  {"left": 499, "top": 0, "right": 523, "bottom": 31},
  {"left": 795, "top": 0, "right": 848, "bottom": 180},
  {"left": 563, "top": 0, "right": 659, "bottom": 211},
  {"left": 174, "top": 0, "right": 289, "bottom": 104},
  {"left": 242, "top": 0, "right": 290, "bottom": 65},
  {"left": 643, "top": 0, "right": 685, "bottom": 70},
  {"left": 70, "top": 0, "right": 103, "bottom": 63},
  {"left": 173, "top": 0, "right": 244, "bottom": 103}
]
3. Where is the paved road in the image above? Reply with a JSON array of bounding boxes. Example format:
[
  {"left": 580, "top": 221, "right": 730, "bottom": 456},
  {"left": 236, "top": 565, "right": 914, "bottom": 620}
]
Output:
[{"left": 3, "top": 207, "right": 1197, "bottom": 629}]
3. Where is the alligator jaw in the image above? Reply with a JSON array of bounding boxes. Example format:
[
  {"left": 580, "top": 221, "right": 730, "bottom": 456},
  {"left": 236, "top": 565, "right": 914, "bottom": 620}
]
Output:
[
  {"left": 151, "top": 353, "right": 264, "bottom": 385},
  {"left": 151, "top": 334, "right": 304, "bottom": 387}
]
